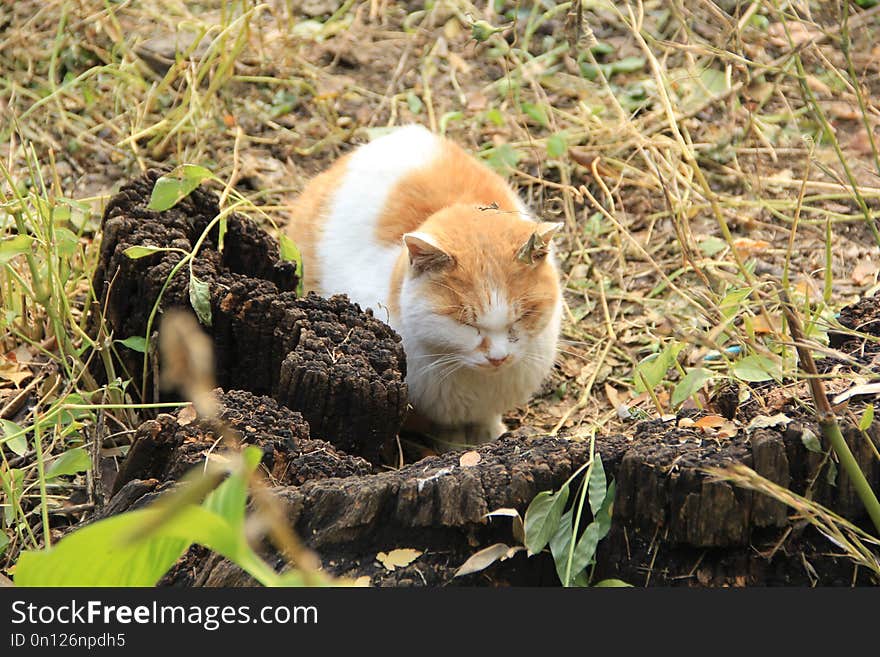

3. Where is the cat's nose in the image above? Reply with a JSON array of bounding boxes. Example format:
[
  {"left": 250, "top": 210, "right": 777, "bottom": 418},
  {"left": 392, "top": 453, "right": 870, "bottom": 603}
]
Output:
[{"left": 487, "top": 355, "right": 509, "bottom": 368}]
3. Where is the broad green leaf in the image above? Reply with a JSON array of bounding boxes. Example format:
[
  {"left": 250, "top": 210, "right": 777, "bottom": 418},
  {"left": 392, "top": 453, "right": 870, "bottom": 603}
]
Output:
[
  {"left": 672, "top": 368, "right": 715, "bottom": 407},
  {"left": 546, "top": 133, "right": 567, "bottom": 159},
  {"left": 279, "top": 234, "right": 305, "bottom": 298},
  {"left": 731, "top": 354, "right": 780, "bottom": 382},
  {"left": 588, "top": 456, "right": 607, "bottom": 516},
  {"left": 566, "top": 481, "right": 615, "bottom": 582},
  {"left": 117, "top": 336, "right": 147, "bottom": 353},
  {"left": 524, "top": 484, "right": 570, "bottom": 555},
  {"left": 0, "top": 235, "right": 33, "bottom": 263},
  {"left": 53, "top": 227, "right": 79, "bottom": 256},
  {"left": 593, "top": 578, "right": 632, "bottom": 587},
  {"left": 859, "top": 404, "right": 874, "bottom": 431},
  {"left": 123, "top": 245, "right": 165, "bottom": 259},
  {"left": 1, "top": 419, "right": 27, "bottom": 457},
  {"left": 203, "top": 446, "right": 262, "bottom": 530},
  {"left": 633, "top": 342, "right": 682, "bottom": 392},
  {"left": 45, "top": 447, "right": 91, "bottom": 479},
  {"left": 14, "top": 505, "right": 222, "bottom": 586},
  {"left": 549, "top": 507, "right": 575, "bottom": 584},
  {"left": 0, "top": 531, "right": 8, "bottom": 556},
  {"left": 189, "top": 272, "right": 212, "bottom": 327},
  {"left": 147, "top": 164, "right": 213, "bottom": 212},
  {"left": 719, "top": 287, "right": 752, "bottom": 319}
]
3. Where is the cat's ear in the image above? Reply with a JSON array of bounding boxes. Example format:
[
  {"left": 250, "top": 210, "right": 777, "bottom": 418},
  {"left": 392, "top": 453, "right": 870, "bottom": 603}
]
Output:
[
  {"left": 516, "top": 221, "right": 563, "bottom": 264},
  {"left": 403, "top": 232, "right": 453, "bottom": 273}
]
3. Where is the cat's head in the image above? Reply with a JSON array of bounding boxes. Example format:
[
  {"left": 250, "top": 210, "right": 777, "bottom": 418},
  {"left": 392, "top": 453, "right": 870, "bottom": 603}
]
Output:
[{"left": 397, "top": 204, "right": 563, "bottom": 371}]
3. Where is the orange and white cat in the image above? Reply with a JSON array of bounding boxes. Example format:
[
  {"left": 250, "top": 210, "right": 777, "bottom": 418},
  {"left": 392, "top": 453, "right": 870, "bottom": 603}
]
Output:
[{"left": 286, "top": 125, "right": 562, "bottom": 449}]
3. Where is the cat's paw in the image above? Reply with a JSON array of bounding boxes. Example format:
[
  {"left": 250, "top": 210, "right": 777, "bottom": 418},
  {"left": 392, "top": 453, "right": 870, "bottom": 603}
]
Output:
[{"left": 464, "top": 417, "right": 507, "bottom": 445}]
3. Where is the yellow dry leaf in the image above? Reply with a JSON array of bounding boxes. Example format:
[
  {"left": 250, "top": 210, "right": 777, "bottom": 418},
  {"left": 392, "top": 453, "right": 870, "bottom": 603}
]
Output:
[
  {"left": 376, "top": 548, "right": 423, "bottom": 571},
  {"left": 177, "top": 404, "right": 198, "bottom": 426},
  {"left": 733, "top": 237, "right": 769, "bottom": 260},
  {"left": 694, "top": 415, "right": 726, "bottom": 430}
]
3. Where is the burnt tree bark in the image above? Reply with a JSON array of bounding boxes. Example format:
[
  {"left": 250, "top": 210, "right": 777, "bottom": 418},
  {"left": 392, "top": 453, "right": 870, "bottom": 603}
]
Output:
[{"left": 93, "top": 171, "right": 407, "bottom": 463}]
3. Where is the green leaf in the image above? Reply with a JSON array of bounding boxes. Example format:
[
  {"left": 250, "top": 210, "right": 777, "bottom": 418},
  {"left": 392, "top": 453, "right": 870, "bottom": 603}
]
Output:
[
  {"left": 189, "top": 272, "right": 212, "bottom": 327},
  {"left": 566, "top": 481, "right": 615, "bottom": 581},
  {"left": 485, "top": 144, "right": 522, "bottom": 174},
  {"left": 521, "top": 102, "right": 549, "bottom": 127},
  {"left": 203, "top": 446, "right": 262, "bottom": 530},
  {"left": 593, "top": 578, "right": 632, "bottom": 587},
  {"left": 0, "top": 531, "right": 8, "bottom": 556},
  {"left": 800, "top": 428, "right": 822, "bottom": 453},
  {"left": 147, "top": 164, "right": 213, "bottom": 212},
  {"left": 826, "top": 459, "right": 838, "bottom": 487},
  {"left": 549, "top": 507, "right": 575, "bottom": 583},
  {"left": 45, "top": 447, "right": 91, "bottom": 479},
  {"left": 634, "top": 342, "right": 682, "bottom": 392},
  {"left": 719, "top": 287, "right": 752, "bottom": 319},
  {"left": 117, "top": 336, "right": 147, "bottom": 353},
  {"left": 546, "top": 133, "right": 568, "bottom": 159},
  {"left": 698, "top": 236, "right": 727, "bottom": 257},
  {"left": 406, "top": 91, "right": 424, "bottom": 114},
  {"left": 672, "top": 368, "right": 715, "bottom": 407},
  {"left": 859, "top": 404, "right": 874, "bottom": 431},
  {"left": 610, "top": 56, "right": 646, "bottom": 74},
  {"left": 123, "top": 245, "right": 165, "bottom": 259},
  {"left": 16, "top": 448, "right": 266, "bottom": 587},
  {"left": 732, "top": 354, "right": 780, "bottom": 382},
  {"left": 15, "top": 506, "right": 211, "bottom": 586},
  {"left": 524, "top": 484, "right": 570, "bottom": 555},
  {"left": 0, "top": 419, "right": 27, "bottom": 457},
  {"left": 0, "top": 235, "right": 34, "bottom": 263},
  {"left": 485, "top": 108, "right": 504, "bottom": 127},
  {"left": 587, "top": 455, "right": 607, "bottom": 516},
  {"left": 53, "top": 227, "right": 79, "bottom": 256},
  {"left": 279, "top": 234, "right": 305, "bottom": 297},
  {"left": 0, "top": 468, "right": 23, "bottom": 525}
]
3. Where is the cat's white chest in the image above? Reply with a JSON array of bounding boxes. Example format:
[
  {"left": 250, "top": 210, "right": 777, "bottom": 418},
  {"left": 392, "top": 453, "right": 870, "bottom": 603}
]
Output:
[{"left": 314, "top": 126, "right": 441, "bottom": 312}]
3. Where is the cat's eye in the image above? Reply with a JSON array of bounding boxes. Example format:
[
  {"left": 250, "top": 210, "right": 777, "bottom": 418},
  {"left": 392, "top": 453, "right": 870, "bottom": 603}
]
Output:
[{"left": 508, "top": 327, "right": 519, "bottom": 342}]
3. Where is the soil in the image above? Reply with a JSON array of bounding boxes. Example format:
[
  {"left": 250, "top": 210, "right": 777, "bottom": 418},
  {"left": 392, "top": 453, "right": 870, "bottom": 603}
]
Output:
[{"left": 92, "top": 176, "right": 880, "bottom": 587}]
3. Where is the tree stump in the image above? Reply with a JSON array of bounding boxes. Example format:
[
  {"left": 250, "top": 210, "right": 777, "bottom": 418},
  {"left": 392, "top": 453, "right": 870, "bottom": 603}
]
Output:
[{"left": 93, "top": 174, "right": 880, "bottom": 586}]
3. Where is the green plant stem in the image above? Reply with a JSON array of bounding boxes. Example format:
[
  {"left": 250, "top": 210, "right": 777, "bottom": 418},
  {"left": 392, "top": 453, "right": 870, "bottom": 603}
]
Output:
[
  {"left": 32, "top": 421, "right": 52, "bottom": 549},
  {"left": 563, "top": 434, "right": 595, "bottom": 586},
  {"left": 782, "top": 291, "right": 880, "bottom": 535}
]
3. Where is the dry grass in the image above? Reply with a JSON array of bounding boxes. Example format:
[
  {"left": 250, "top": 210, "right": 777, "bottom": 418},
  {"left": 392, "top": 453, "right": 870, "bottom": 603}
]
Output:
[{"left": 2, "top": 0, "right": 880, "bottom": 574}]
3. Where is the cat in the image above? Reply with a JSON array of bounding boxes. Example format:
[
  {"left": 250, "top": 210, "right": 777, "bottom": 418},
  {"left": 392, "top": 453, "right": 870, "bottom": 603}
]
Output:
[{"left": 285, "top": 124, "right": 563, "bottom": 449}]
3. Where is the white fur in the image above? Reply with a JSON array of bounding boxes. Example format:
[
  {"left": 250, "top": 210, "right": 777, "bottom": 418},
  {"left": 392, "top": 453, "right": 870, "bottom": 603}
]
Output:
[
  {"left": 313, "top": 125, "right": 561, "bottom": 449},
  {"left": 316, "top": 125, "right": 441, "bottom": 311}
]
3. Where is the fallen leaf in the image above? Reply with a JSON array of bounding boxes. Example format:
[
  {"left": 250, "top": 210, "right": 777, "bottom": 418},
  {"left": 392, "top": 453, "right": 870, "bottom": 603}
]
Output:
[
  {"left": 852, "top": 261, "right": 879, "bottom": 286},
  {"left": 354, "top": 576, "right": 371, "bottom": 587},
  {"left": 376, "top": 548, "right": 423, "bottom": 571},
  {"left": 733, "top": 237, "right": 770, "bottom": 260},
  {"left": 455, "top": 543, "right": 519, "bottom": 578},
  {"left": 678, "top": 417, "right": 696, "bottom": 428},
  {"left": 694, "top": 415, "right": 726, "bottom": 430},
  {"left": 459, "top": 451, "right": 481, "bottom": 467},
  {"left": 485, "top": 507, "right": 525, "bottom": 543},
  {"left": 177, "top": 404, "right": 197, "bottom": 426},
  {"left": 832, "top": 382, "right": 880, "bottom": 405},
  {"left": 717, "top": 420, "right": 739, "bottom": 439},
  {"left": 746, "top": 413, "right": 792, "bottom": 431}
]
